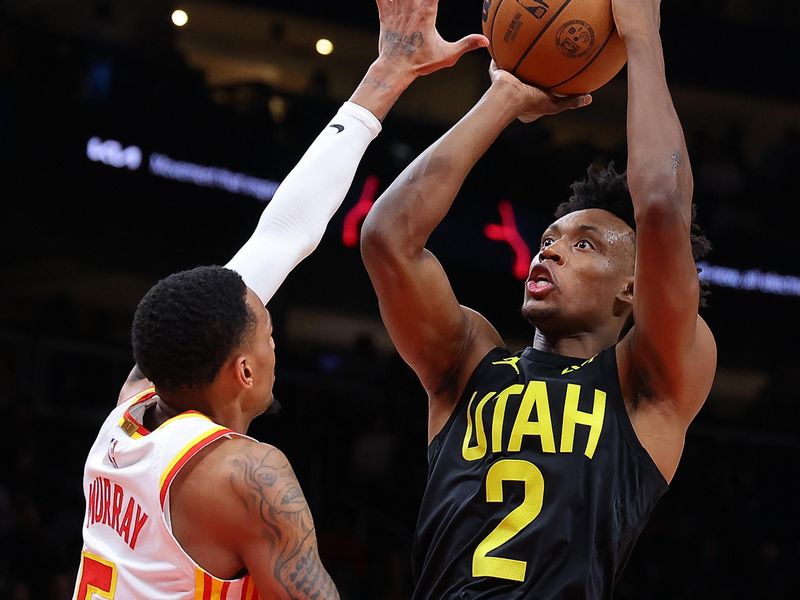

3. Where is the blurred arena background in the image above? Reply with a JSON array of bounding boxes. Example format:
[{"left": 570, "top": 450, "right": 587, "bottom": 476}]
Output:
[{"left": 1, "top": 1, "right": 798, "bottom": 598}]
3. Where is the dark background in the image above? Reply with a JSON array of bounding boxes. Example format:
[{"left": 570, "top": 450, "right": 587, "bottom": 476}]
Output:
[{"left": 1, "top": 1, "right": 799, "bottom": 598}]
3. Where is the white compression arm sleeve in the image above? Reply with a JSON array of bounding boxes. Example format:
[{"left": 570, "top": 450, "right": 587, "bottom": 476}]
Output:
[{"left": 225, "top": 101, "right": 382, "bottom": 305}]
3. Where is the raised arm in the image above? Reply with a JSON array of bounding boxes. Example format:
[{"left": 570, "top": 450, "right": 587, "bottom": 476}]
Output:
[
  {"left": 226, "top": 0, "right": 489, "bottom": 306},
  {"left": 119, "top": 0, "right": 487, "bottom": 404},
  {"left": 614, "top": 1, "right": 716, "bottom": 424},
  {"left": 361, "top": 66, "right": 589, "bottom": 434}
]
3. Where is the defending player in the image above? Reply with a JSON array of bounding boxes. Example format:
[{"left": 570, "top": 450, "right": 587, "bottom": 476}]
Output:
[
  {"left": 73, "top": 2, "right": 488, "bottom": 599},
  {"left": 360, "top": 0, "right": 716, "bottom": 597}
]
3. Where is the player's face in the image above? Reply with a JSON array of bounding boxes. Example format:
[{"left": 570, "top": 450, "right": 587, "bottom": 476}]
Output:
[
  {"left": 522, "top": 209, "right": 635, "bottom": 334},
  {"left": 244, "top": 289, "right": 276, "bottom": 416}
]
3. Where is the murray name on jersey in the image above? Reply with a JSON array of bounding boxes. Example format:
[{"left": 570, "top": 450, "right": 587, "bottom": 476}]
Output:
[{"left": 85, "top": 476, "right": 150, "bottom": 550}]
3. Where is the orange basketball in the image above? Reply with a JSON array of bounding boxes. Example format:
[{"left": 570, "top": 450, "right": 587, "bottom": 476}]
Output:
[{"left": 482, "top": 0, "right": 627, "bottom": 95}]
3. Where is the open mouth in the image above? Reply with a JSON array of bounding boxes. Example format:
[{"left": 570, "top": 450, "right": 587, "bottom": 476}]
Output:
[
  {"left": 526, "top": 265, "right": 556, "bottom": 296},
  {"left": 527, "top": 278, "right": 555, "bottom": 294}
]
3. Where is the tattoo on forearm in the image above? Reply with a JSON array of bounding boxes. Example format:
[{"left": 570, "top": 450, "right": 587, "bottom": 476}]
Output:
[
  {"left": 232, "top": 448, "right": 339, "bottom": 599},
  {"left": 362, "top": 76, "right": 392, "bottom": 91},
  {"left": 383, "top": 30, "right": 424, "bottom": 57},
  {"left": 671, "top": 152, "right": 681, "bottom": 172}
]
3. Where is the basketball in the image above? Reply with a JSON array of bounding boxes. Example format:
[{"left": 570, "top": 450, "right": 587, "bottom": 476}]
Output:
[{"left": 482, "top": 0, "right": 627, "bottom": 95}]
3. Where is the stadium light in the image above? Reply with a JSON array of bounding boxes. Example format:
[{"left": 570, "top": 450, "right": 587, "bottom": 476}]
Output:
[
  {"left": 171, "top": 9, "right": 189, "bottom": 27},
  {"left": 315, "top": 39, "right": 334, "bottom": 56}
]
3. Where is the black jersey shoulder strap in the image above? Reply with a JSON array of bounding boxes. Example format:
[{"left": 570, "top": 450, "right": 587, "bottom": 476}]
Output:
[{"left": 427, "top": 346, "right": 511, "bottom": 466}]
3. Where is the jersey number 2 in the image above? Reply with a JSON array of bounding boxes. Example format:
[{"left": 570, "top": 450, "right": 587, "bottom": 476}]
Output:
[
  {"left": 75, "top": 551, "right": 118, "bottom": 600},
  {"left": 473, "top": 459, "right": 545, "bottom": 582}
]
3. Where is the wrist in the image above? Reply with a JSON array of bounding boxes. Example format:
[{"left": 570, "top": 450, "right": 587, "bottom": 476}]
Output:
[
  {"left": 620, "top": 32, "right": 666, "bottom": 74},
  {"left": 348, "top": 59, "right": 416, "bottom": 121},
  {"left": 618, "top": 26, "right": 661, "bottom": 48},
  {"left": 488, "top": 78, "right": 541, "bottom": 122},
  {"left": 366, "top": 58, "right": 417, "bottom": 91}
]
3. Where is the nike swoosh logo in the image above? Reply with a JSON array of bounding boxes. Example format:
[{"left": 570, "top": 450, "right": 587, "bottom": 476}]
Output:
[{"left": 329, "top": 124, "right": 345, "bottom": 134}]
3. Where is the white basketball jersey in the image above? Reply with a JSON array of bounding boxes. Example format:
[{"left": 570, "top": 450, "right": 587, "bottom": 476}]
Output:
[{"left": 73, "top": 387, "right": 262, "bottom": 600}]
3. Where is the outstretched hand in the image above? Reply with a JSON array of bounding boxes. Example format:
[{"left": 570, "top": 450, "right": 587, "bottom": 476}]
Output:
[
  {"left": 376, "top": 0, "right": 489, "bottom": 77},
  {"left": 489, "top": 61, "right": 591, "bottom": 122}
]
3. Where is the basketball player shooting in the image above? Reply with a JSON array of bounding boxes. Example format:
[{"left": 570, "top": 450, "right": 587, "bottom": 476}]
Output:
[
  {"left": 73, "top": 2, "right": 488, "bottom": 599},
  {"left": 361, "top": 0, "right": 715, "bottom": 597}
]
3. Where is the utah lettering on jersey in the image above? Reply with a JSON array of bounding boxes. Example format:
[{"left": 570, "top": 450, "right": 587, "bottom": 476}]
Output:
[
  {"left": 461, "top": 380, "right": 606, "bottom": 461},
  {"left": 86, "top": 476, "right": 149, "bottom": 550}
]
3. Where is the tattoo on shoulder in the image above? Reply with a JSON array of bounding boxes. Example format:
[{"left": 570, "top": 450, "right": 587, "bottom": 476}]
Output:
[
  {"left": 232, "top": 446, "right": 339, "bottom": 599},
  {"left": 383, "top": 30, "right": 424, "bottom": 57}
]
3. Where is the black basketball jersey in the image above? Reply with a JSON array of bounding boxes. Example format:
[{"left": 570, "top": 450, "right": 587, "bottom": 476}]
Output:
[{"left": 411, "top": 345, "right": 668, "bottom": 600}]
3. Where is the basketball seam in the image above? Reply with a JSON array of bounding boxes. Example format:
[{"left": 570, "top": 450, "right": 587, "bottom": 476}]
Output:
[
  {"left": 546, "top": 26, "right": 617, "bottom": 92},
  {"left": 489, "top": 0, "right": 507, "bottom": 56},
  {"left": 511, "top": 0, "right": 576, "bottom": 75}
]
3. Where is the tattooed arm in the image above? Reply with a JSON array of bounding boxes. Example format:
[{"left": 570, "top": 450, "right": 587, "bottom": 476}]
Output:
[{"left": 227, "top": 442, "right": 338, "bottom": 599}]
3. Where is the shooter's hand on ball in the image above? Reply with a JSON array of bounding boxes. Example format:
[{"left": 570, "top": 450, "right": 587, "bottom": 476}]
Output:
[{"left": 489, "top": 60, "right": 592, "bottom": 123}]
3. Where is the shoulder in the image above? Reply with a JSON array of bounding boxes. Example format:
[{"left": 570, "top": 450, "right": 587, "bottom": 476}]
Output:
[
  {"left": 617, "top": 316, "right": 716, "bottom": 418},
  {"left": 217, "top": 440, "right": 306, "bottom": 519},
  {"left": 443, "top": 306, "right": 506, "bottom": 398},
  {"left": 172, "top": 438, "right": 303, "bottom": 542},
  {"left": 191, "top": 438, "right": 295, "bottom": 495}
]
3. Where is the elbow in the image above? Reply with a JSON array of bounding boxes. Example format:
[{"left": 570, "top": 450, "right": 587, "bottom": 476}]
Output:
[
  {"left": 361, "top": 185, "right": 429, "bottom": 267},
  {"left": 630, "top": 171, "right": 693, "bottom": 225},
  {"left": 628, "top": 158, "right": 694, "bottom": 210},
  {"left": 360, "top": 196, "right": 417, "bottom": 258},
  {"left": 633, "top": 194, "right": 692, "bottom": 235},
  {"left": 360, "top": 210, "right": 398, "bottom": 267},
  {"left": 360, "top": 211, "right": 386, "bottom": 253}
]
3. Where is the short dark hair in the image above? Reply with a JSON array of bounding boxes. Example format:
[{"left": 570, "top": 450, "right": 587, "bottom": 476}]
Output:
[
  {"left": 132, "top": 266, "right": 256, "bottom": 393},
  {"left": 555, "top": 162, "right": 712, "bottom": 306}
]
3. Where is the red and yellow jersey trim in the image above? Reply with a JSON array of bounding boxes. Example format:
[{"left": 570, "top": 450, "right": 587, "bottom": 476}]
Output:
[
  {"left": 119, "top": 387, "right": 157, "bottom": 439},
  {"left": 159, "top": 424, "right": 232, "bottom": 507},
  {"left": 193, "top": 568, "right": 260, "bottom": 600},
  {"left": 119, "top": 386, "right": 213, "bottom": 441},
  {"left": 238, "top": 575, "right": 260, "bottom": 600}
]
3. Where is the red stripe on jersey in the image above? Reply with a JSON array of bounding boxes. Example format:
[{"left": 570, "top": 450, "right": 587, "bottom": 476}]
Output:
[
  {"left": 202, "top": 572, "right": 213, "bottom": 600},
  {"left": 220, "top": 580, "right": 230, "bottom": 599},
  {"left": 239, "top": 577, "right": 249, "bottom": 600}
]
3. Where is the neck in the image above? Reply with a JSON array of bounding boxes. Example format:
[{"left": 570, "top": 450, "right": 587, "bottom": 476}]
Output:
[
  {"left": 155, "top": 388, "right": 252, "bottom": 434},
  {"left": 531, "top": 327, "right": 620, "bottom": 359}
]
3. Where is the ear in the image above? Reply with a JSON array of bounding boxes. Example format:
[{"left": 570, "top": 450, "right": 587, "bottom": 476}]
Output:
[
  {"left": 233, "top": 355, "right": 254, "bottom": 390},
  {"left": 613, "top": 277, "right": 634, "bottom": 314}
]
